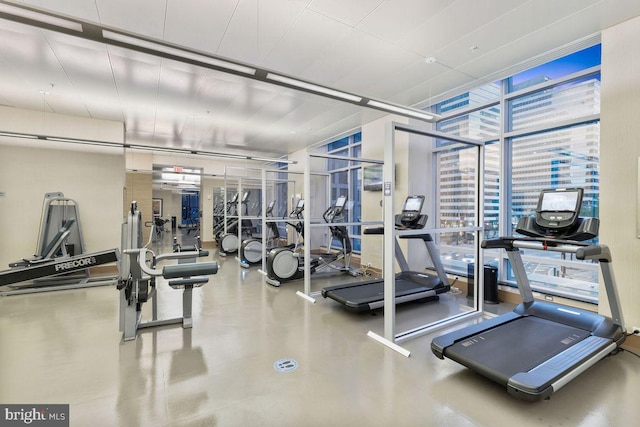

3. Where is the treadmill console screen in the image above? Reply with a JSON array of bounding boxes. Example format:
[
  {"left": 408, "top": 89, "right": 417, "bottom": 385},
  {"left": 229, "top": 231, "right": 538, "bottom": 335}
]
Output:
[
  {"left": 536, "top": 188, "right": 583, "bottom": 230},
  {"left": 242, "top": 191, "right": 251, "bottom": 202},
  {"left": 230, "top": 193, "right": 239, "bottom": 203},
  {"left": 400, "top": 195, "right": 425, "bottom": 223}
]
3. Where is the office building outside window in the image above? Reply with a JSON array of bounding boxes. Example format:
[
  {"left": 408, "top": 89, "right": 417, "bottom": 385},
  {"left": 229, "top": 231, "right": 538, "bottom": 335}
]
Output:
[
  {"left": 432, "top": 44, "right": 601, "bottom": 303},
  {"left": 325, "top": 132, "right": 362, "bottom": 253}
]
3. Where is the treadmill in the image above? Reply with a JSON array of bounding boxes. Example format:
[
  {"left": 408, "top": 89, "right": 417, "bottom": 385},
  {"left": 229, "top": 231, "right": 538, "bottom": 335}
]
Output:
[
  {"left": 321, "top": 195, "right": 450, "bottom": 312},
  {"left": 431, "top": 188, "right": 626, "bottom": 401}
]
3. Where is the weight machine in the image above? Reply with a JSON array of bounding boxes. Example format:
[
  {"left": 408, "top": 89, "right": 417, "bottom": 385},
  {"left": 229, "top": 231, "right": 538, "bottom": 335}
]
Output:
[{"left": 118, "top": 202, "right": 219, "bottom": 341}]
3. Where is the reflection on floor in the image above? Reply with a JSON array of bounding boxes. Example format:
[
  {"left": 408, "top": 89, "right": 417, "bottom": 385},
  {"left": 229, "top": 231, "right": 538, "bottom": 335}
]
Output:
[{"left": 0, "top": 230, "right": 638, "bottom": 426}]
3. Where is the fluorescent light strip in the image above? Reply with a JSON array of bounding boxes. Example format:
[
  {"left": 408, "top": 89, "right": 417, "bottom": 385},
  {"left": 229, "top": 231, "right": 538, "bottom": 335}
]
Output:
[
  {"left": 367, "top": 100, "right": 434, "bottom": 121},
  {"left": 47, "top": 136, "right": 122, "bottom": 147},
  {"left": 251, "top": 157, "right": 284, "bottom": 163},
  {"left": 102, "top": 30, "right": 256, "bottom": 75},
  {"left": 0, "top": 131, "right": 38, "bottom": 139},
  {"left": 2, "top": 129, "right": 295, "bottom": 163},
  {"left": 0, "top": 3, "right": 82, "bottom": 32},
  {"left": 266, "top": 73, "right": 362, "bottom": 103}
]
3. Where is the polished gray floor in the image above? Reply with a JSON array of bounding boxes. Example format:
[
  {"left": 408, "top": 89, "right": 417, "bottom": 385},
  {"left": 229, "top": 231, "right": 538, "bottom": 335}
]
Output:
[{"left": 1, "top": 231, "right": 638, "bottom": 426}]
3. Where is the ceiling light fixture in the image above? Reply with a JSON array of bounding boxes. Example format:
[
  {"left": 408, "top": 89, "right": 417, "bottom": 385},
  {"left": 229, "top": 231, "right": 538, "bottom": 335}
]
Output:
[
  {"left": 425, "top": 57, "right": 437, "bottom": 64},
  {"left": 266, "top": 73, "right": 362, "bottom": 103},
  {"left": 102, "top": 30, "right": 257, "bottom": 76},
  {"left": 250, "top": 156, "right": 285, "bottom": 163},
  {"left": 366, "top": 100, "right": 435, "bottom": 121},
  {"left": 0, "top": 131, "right": 39, "bottom": 139},
  {"left": 0, "top": 130, "right": 295, "bottom": 163},
  {"left": 0, "top": 2, "right": 82, "bottom": 32},
  {"left": 47, "top": 136, "right": 121, "bottom": 147}
]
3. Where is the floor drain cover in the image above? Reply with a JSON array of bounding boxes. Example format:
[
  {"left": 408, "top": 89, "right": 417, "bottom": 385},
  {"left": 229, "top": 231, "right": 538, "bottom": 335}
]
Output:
[{"left": 274, "top": 358, "right": 298, "bottom": 372}]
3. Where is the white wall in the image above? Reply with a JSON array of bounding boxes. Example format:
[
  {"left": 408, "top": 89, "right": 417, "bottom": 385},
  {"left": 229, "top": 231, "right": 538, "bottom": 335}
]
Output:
[{"left": 600, "top": 15, "right": 640, "bottom": 329}]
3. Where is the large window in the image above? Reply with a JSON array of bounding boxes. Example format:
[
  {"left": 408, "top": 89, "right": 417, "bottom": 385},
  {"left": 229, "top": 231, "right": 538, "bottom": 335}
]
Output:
[
  {"left": 433, "top": 45, "right": 601, "bottom": 303},
  {"left": 325, "top": 132, "right": 362, "bottom": 252}
]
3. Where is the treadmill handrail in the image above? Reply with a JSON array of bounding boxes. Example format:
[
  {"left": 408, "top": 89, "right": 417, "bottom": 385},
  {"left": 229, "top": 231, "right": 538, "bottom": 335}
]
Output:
[
  {"left": 482, "top": 238, "right": 612, "bottom": 262},
  {"left": 482, "top": 236, "right": 592, "bottom": 250}
]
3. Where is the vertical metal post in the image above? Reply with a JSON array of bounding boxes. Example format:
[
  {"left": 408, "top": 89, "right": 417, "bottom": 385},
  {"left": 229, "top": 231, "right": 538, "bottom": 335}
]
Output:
[
  {"left": 383, "top": 122, "right": 396, "bottom": 342},
  {"left": 261, "top": 168, "right": 267, "bottom": 272},
  {"left": 303, "top": 152, "right": 311, "bottom": 296},
  {"left": 223, "top": 171, "right": 228, "bottom": 234},
  {"left": 237, "top": 177, "right": 243, "bottom": 256},
  {"left": 476, "top": 143, "right": 485, "bottom": 312}
]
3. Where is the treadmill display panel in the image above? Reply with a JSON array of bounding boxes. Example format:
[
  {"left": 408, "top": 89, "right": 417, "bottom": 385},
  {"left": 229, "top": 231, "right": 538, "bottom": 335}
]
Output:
[
  {"left": 540, "top": 191, "right": 579, "bottom": 212},
  {"left": 536, "top": 188, "right": 583, "bottom": 230},
  {"left": 401, "top": 195, "right": 425, "bottom": 223},
  {"left": 404, "top": 196, "right": 424, "bottom": 212}
]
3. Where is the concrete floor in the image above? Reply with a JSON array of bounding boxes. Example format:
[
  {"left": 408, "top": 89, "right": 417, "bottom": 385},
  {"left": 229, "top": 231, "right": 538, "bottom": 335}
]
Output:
[{"left": 1, "top": 231, "right": 639, "bottom": 426}]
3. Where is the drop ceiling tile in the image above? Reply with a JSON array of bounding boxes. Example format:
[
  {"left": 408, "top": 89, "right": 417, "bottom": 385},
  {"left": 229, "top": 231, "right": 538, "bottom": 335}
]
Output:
[
  {"left": 431, "top": 0, "right": 602, "bottom": 72},
  {"left": 356, "top": 0, "right": 450, "bottom": 43},
  {"left": 23, "top": 0, "right": 100, "bottom": 22},
  {"left": 261, "top": 8, "right": 352, "bottom": 77},
  {"left": 163, "top": 0, "right": 237, "bottom": 55},
  {"left": 308, "top": 0, "right": 384, "bottom": 27},
  {"left": 95, "top": 0, "right": 167, "bottom": 39},
  {"left": 397, "top": 0, "right": 529, "bottom": 58},
  {"left": 216, "top": 0, "right": 309, "bottom": 63},
  {"left": 214, "top": 0, "right": 262, "bottom": 64}
]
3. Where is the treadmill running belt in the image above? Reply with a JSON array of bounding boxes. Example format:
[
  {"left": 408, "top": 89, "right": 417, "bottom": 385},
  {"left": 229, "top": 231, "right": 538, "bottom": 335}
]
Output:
[
  {"left": 324, "top": 278, "right": 431, "bottom": 306},
  {"left": 444, "top": 316, "right": 591, "bottom": 385}
]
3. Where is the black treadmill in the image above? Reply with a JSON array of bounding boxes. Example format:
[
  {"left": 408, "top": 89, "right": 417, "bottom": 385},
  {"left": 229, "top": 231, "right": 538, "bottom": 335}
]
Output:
[
  {"left": 321, "top": 195, "right": 450, "bottom": 312},
  {"left": 431, "top": 188, "right": 626, "bottom": 401}
]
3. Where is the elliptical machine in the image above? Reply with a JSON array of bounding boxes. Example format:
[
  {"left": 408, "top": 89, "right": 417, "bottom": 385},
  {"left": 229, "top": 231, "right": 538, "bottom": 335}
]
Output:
[
  {"left": 214, "top": 192, "right": 238, "bottom": 242},
  {"left": 239, "top": 200, "right": 280, "bottom": 268},
  {"left": 265, "top": 195, "right": 354, "bottom": 287},
  {"left": 217, "top": 191, "right": 252, "bottom": 256}
]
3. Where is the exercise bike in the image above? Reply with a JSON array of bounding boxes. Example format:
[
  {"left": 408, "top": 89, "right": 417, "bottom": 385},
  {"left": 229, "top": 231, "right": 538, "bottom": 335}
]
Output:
[
  {"left": 239, "top": 200, "right": 280, "bottom": 268},
  {"left": 265, "top": 195, "right": 355, "bottom": 287}
]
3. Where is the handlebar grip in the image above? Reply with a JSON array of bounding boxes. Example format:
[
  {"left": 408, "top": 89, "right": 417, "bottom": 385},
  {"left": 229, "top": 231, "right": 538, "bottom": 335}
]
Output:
[
  {"left": 481, "top": 238, "right": 514, "bottom": 249},
  {"left": 576, "top": 244, "right": 611, "bottom": 262}
]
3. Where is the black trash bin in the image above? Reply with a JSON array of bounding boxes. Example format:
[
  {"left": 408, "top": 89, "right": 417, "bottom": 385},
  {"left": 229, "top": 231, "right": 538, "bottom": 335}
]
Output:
[
  {"left": 467, "top": 263, "right": 499, "bottom": 304},
  {"left": 171, "top": 216, "right": 177, "bottom": 232}
]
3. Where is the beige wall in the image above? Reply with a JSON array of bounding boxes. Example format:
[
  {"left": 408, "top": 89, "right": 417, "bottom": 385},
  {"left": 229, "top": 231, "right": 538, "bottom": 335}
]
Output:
[
  {"left": 600, "top": 16, "right": 640, "bottom": 329},
  {"left": 0, "top": 107, "right": 124, "bottom": 268},
  {"left": 124, "top": 172, "right": 153, "bottom": 244},
  {"left": 360, "top": 115, "right": 411, "bottom": 270},
  {"left": 0, "top": 143, "right": 124, "bottom": 267}
]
